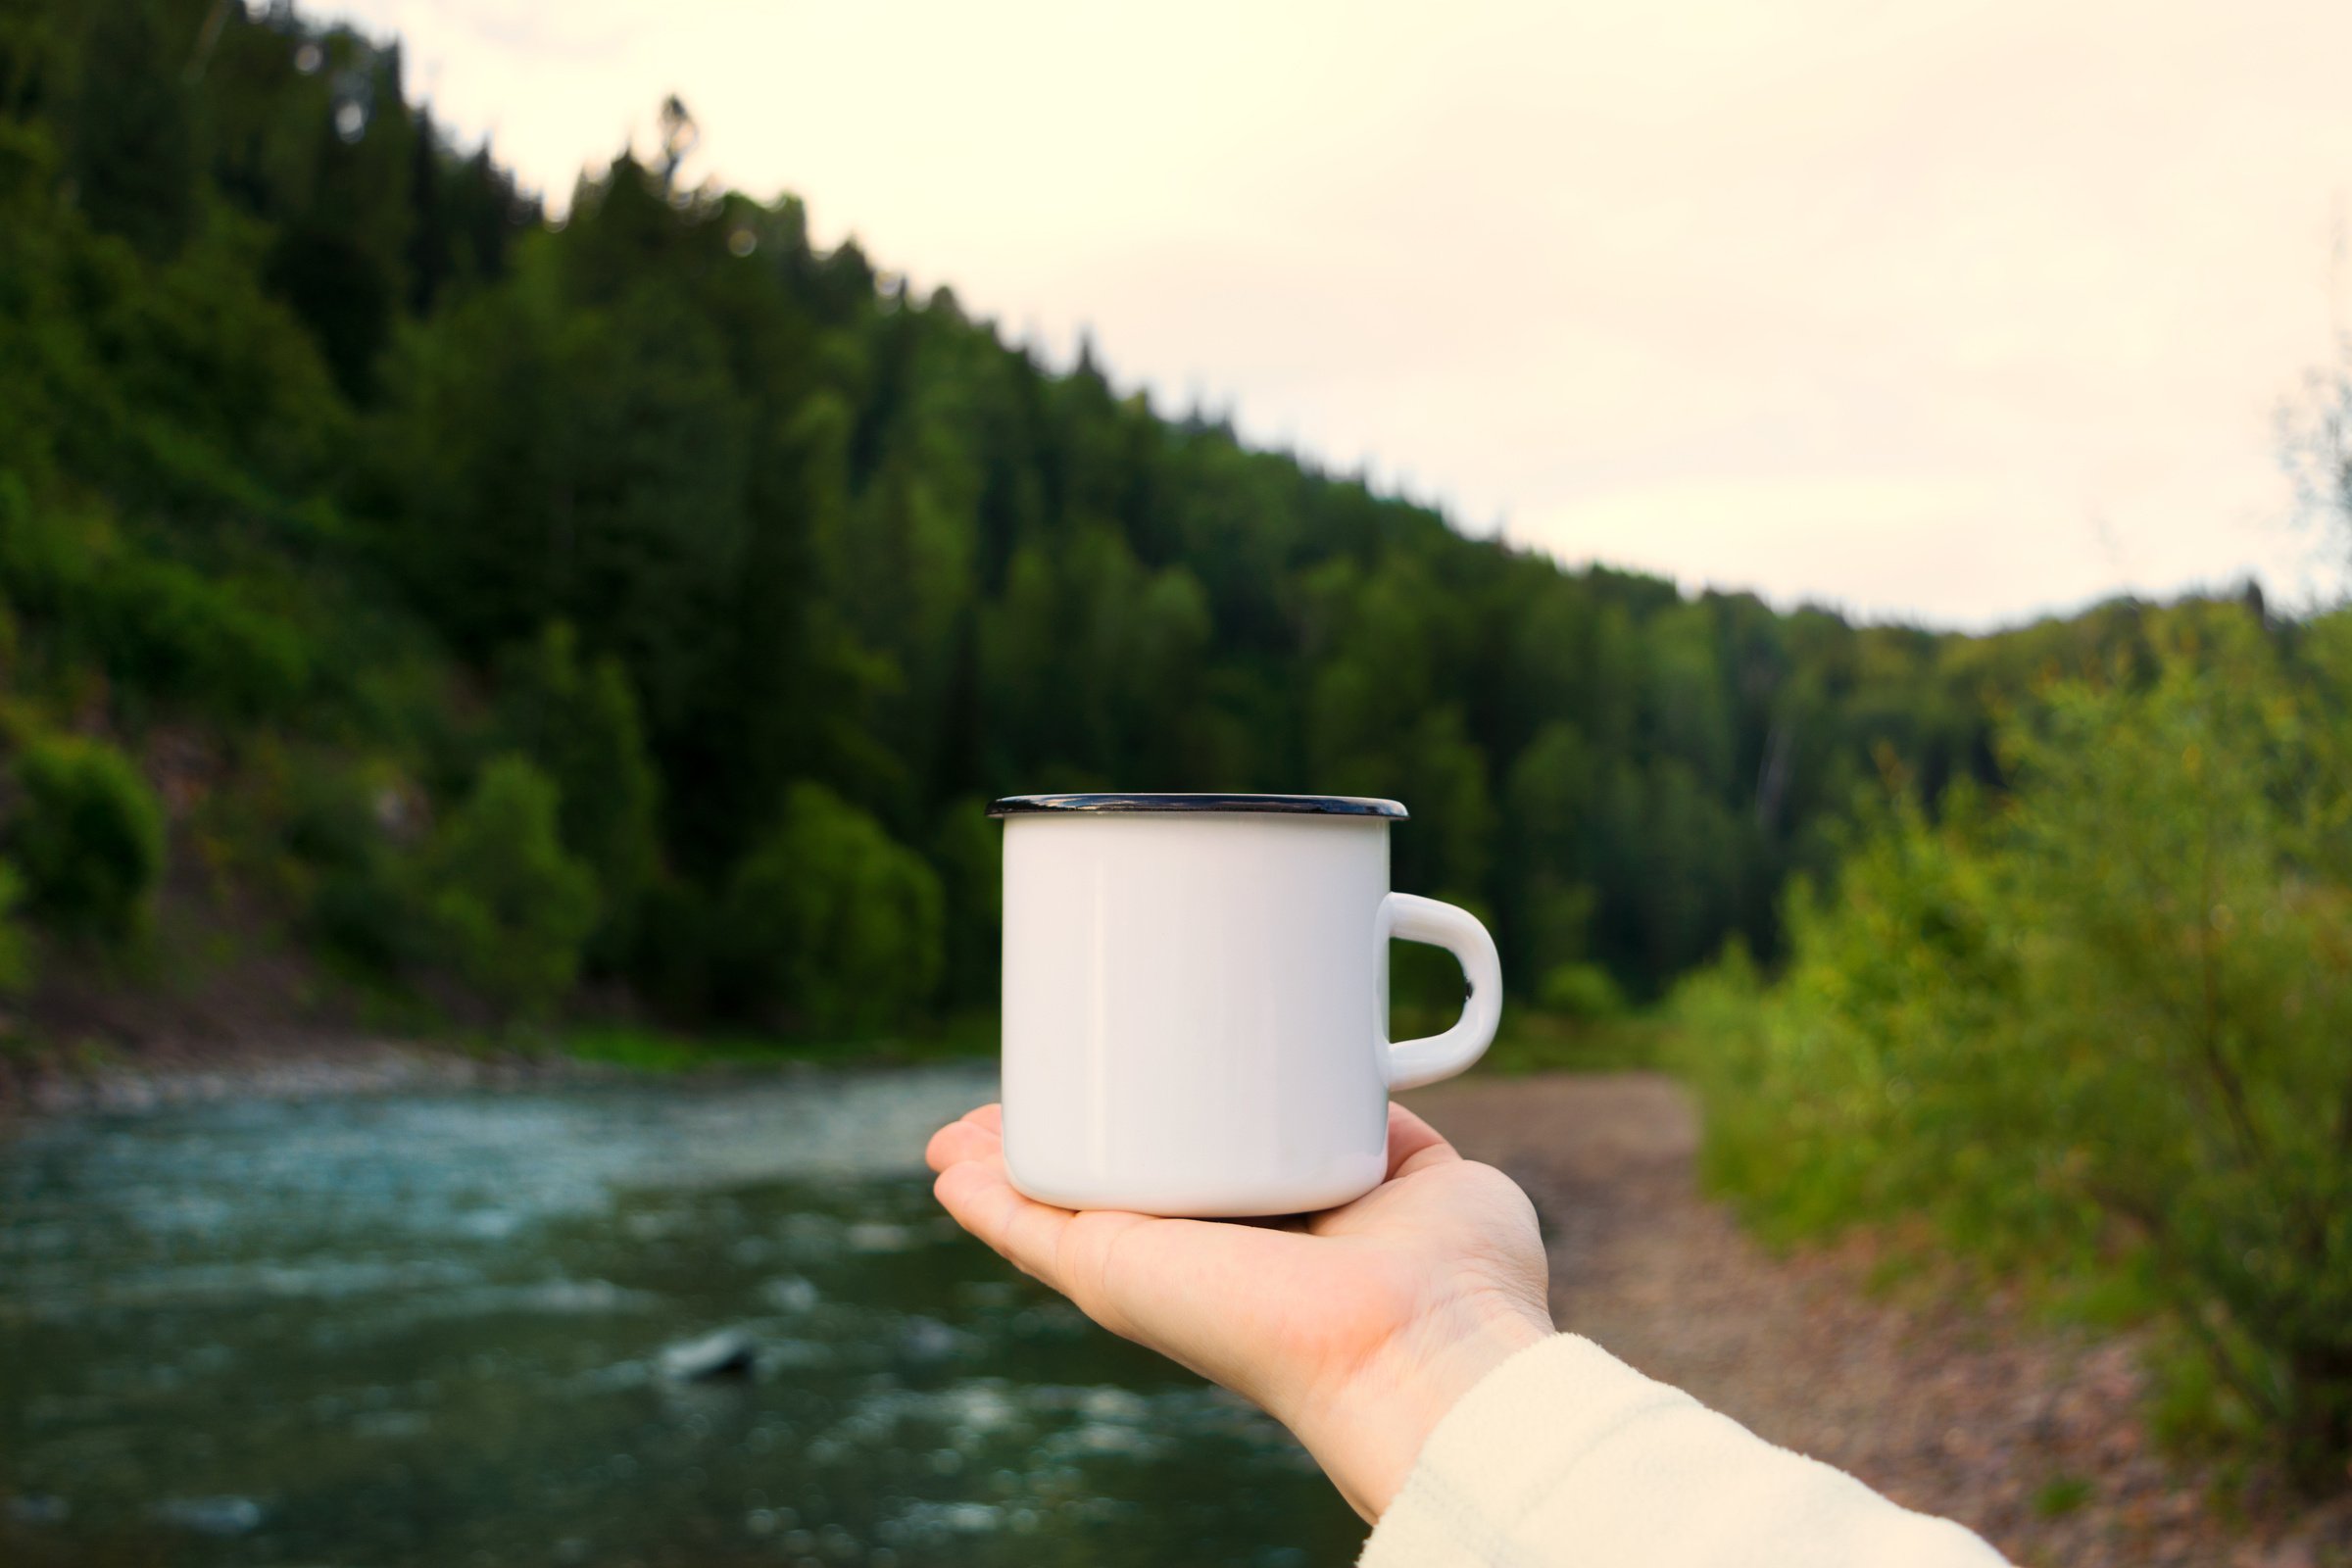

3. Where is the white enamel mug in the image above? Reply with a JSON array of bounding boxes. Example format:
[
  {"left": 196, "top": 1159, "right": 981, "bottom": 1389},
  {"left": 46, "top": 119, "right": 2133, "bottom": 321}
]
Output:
[{"left": 989, "top": 793, "right": 1502, "bottom": 1217}]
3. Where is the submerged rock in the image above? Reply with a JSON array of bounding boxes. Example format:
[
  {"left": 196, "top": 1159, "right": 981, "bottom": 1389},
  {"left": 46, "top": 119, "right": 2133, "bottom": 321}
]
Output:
[
  {"left": 154, "top": 1495, "right": 264, "bottom": 1536},
  {"left": 896, "top": 1315, "right": 979, "bottom": 1365},
  {"left": 760, "top": 1274, "right": 819, "bottom": 1313},
  {"left": 660, "top": 1328, "right": 758, "bottom": 1382}
]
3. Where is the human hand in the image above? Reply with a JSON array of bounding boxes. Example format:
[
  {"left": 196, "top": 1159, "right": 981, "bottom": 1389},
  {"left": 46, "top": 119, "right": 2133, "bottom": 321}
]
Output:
[{"left": 924, "top": 1102, "right": 1553, "bottom": 1520}]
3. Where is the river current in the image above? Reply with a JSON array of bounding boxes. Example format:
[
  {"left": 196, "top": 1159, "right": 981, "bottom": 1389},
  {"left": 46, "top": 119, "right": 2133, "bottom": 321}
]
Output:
[{"left": 0, "top": 1066, "right": 1359, "bottom": 1566}]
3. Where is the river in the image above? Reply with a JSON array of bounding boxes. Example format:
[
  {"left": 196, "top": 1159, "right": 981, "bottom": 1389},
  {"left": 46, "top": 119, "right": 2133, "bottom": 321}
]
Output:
[{"left": 0, "top": 1065, "right": 1361, "bottom": 1566}]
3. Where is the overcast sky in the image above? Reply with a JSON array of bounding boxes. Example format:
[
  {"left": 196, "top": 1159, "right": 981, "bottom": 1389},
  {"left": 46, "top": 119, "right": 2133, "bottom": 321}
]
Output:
[{"left": 318, "top": 0, "right": 2352, "bottom": 629}]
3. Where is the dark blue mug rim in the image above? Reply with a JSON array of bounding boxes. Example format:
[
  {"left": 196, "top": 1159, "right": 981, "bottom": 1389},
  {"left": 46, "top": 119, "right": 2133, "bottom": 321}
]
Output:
[{"left": 986, "top": 793, "right": 1407, "bottom": 819}]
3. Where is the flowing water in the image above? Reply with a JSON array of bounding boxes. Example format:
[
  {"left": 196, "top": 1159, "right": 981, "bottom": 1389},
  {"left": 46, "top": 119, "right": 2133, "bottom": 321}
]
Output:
[{"left": 0, "top": 1066, "right": 1360, "bottom": 1566}]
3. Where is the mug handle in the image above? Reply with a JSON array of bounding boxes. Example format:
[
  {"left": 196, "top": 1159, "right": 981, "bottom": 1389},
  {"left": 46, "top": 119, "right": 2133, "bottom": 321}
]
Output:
[{"left": 1378, "top": 892, "right": 1503, "bottom": 1091}]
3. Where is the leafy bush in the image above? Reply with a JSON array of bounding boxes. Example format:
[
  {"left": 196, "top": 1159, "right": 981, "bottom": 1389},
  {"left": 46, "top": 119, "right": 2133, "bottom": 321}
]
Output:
[
  {"left": 0, "top": 859, "right": 32, "bottom": 995},
  {"left": 92, "top": 554, "right": 311, "bottom": 721},
  {"left": 416, "top": 755, "right": 599, "bottom": 1022},
  {"left": 1677, "top": 629, "right": 2352, "bottom": 1484},
  {"left": 8, "top": 731, "right": 165, "bottom": 944},
  {"left": 296, "top": 773, "right": 434, "bottom": 981},
  {"left": 722, "top": 782, "right": 943, "bottom": 1034},
  {"left": 0, "top": 501, "right": 311, "bottom": 722},
  {"left": 311, "top": 861, "right": 429, "bottom": 980},
  {"left": 1538, "top": 960, "right": 1626, "bottom": 1020}
]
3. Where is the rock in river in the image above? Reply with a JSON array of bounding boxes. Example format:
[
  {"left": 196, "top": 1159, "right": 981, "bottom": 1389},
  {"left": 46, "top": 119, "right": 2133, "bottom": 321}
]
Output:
[
  {"left": 660, "top": 1328, "right": 759, "bottom": 1382},
  {"left": 154, "top": 1495, "right": 265, "bottom": 1536}
]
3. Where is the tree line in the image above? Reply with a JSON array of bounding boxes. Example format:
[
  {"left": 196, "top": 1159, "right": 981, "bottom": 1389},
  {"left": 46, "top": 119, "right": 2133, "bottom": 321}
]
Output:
[{"left": 0, "top": 0, "right": 2278, "bottom": 1036}]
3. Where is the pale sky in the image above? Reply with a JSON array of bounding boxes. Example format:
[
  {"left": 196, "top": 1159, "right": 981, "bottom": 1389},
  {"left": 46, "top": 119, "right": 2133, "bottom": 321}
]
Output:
[{"left": 318, "top": 0, "right": 2352, "bottom": 629}]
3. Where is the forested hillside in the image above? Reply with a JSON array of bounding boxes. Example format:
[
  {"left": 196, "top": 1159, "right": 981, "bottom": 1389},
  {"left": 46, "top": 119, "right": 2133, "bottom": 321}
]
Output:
[{"left": 0, "top": 0, "right": 2278, "bottom": 1039}]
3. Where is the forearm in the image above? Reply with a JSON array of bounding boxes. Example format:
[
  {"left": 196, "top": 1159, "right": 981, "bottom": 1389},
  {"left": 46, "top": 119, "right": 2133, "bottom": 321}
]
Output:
[{"left": 1359, "top": 1334, "right": 2010, "bottom": 1568}]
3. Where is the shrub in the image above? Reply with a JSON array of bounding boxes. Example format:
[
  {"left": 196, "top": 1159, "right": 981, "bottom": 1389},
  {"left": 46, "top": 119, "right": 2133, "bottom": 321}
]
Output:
[
  {"left": 260, "top": 751, "right": 436, "bottom": 982},
  {"left": 722, "top": 782, "right": 943, "bottom": 1034},
  {"left": 92, "top": 555, "right": 311, "bottom": 722},
  {"left": 0, "top": 499, "right": 311, "bottom": 723},
  {"left": 311, "top": 860, "right": 430, "bottom": 979},
  {"left": 1677, "top": 632, "right": 2352, "bottom": 1485},
  {"left": 0, "top": 860, "right": 32, "bottom": 994},
  {"left": 2000, "top": 652, "right": 2352, "bottom": 1482},
  {"left": 9, "top": 731, "right": 166, "bottom": 944},
  {"left": 1538, "top": 960, "right": 1626, "bottom": 1020},
  {"left": 416, "top": 755, "right": 598, "bottom": 1022}
]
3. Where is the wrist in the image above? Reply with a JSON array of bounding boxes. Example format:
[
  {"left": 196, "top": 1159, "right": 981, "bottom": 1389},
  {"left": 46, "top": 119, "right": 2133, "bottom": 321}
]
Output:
[{"left": 1294, "top": 1290, "right": 1552, "bottom": 1522}]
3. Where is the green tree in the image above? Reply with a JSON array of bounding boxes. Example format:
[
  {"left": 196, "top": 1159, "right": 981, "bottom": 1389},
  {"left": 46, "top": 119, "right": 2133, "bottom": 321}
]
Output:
[
  {"left": 496, "top": 621, "right": 660, "bottom": 952},
  {"left": 1502, "top": 720, "right": 1596, "bottom": 983},
  {"left": 417, "top": 754, "right": 598, "bottom": 1021},
  {"left": 65, "top": 0, "right": 197, "bottom": 258},
  {"left": 929, "top": 796, "right": 1002, "bottom": 1009},
  {"left": 721, "top": 782, "right": 943, "bottom": 1033},
  {"left": 8, "top": 730, "right": 165, "bottom": 944}
]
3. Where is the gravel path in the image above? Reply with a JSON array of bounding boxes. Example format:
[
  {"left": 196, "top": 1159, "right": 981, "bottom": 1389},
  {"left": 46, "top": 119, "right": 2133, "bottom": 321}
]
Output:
[{"left": 1408, "top": 1072, "right": 2336, "bottom": 1568}]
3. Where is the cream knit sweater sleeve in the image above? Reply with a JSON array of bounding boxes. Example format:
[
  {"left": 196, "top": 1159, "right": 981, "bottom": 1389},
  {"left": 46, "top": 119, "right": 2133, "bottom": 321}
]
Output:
[{"left": 1359, "top": 1335, "right": 2010, "bottom": 1567}]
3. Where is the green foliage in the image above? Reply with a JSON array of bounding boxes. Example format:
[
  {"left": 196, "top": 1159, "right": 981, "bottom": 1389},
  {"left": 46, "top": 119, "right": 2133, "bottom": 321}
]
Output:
[
  {"left": 270, "top": 751, "right": 433, "bottom": 981},
  {"left": 928, "top": 797, "right": 1003, "bottom": 1008},
  {"left": 0, "top": 0, "right": 2334, "bottom": 1066},
  {"left": 495, "top": 622, "right": 660, "bottom": 953},
  {"left": 721, "top": 783, "right": 944, "bottom": 1034},
  {"left": 416, "top": 755, "right": 598, "bottom": 1022},
  {"left": 8, "top": 730, "right": 165, "bottom": 944},
  {"left": 0, "top": 503, "right": 312, "bottom": 721},
  {"left": 64, "top": 0, "right": 197, "bottom": 259},
  {"left": 1678, "top": 624, "right": 2352, "bottom": 1484},
  {"left": 0, "top": 858, "right": 33, "bottom": 994},
  {"left": 1538, "top": 961, "right": 1626, "bottom": 1020}
]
